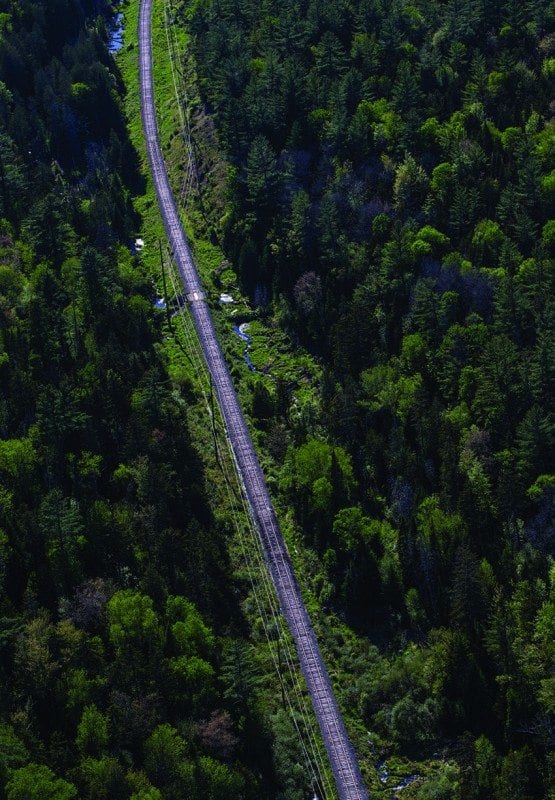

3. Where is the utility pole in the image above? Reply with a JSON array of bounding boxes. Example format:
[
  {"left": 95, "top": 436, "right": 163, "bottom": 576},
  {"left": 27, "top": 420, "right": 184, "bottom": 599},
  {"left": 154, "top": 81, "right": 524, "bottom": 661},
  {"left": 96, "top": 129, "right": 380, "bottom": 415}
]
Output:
[
  {"left": 209, "top": 374, "right": 221, "bottom": 470},
  {"left": 158, "top": 239, "right": 173, "bottom": 331},
  {"left": 277, "top": 636, "right": 286, "bottom": 711}
]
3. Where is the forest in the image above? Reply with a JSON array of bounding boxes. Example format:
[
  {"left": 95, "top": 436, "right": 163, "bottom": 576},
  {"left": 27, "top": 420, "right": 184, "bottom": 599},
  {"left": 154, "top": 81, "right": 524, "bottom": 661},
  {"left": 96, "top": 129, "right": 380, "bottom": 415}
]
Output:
[
  {"left": 0, "top": 0, "right": 552, "bottom": 798},
  {"left": 186, "top": 0, "right": 554, "bottom": 796},
  {"left": 0, "top": 1, "right": 281, "bottom": 798}
]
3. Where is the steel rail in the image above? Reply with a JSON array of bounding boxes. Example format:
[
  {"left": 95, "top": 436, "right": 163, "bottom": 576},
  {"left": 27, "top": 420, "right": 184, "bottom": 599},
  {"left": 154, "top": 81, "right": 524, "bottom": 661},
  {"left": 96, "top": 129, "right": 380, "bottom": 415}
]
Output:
[{"left": 138, "top": 2, "right": 368, "bottom": 797}]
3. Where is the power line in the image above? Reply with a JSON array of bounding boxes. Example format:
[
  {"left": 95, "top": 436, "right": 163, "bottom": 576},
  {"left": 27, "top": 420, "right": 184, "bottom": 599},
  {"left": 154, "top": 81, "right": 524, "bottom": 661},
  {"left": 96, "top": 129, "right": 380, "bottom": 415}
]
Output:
[
  {"left": 162, "top": 248, "right": 333, "bottom": 797},
  {"left": 139, "top": 2, "right": 368, "bottom": 795}
]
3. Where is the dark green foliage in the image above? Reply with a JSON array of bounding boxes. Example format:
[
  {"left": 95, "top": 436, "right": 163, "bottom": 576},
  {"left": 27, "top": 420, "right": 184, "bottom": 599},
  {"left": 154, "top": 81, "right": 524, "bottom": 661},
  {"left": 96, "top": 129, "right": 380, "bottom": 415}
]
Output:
[
  {"left": 0, "top": 0, "right": 552, "bottom": 793},
  {"left": 6, "top": 764, "right": 77, "bottom": 800},
  {"left": 0, "top": 2, "right": 270, "bottom": 799},
  {"left": 189, "top": 0, "right": 554, "bottom": 792}
]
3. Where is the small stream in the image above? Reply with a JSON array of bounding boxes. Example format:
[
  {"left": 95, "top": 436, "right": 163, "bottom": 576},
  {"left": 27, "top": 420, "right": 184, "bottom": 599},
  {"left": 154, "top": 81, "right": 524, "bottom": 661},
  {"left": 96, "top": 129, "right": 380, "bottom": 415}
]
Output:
[
  {"left": 391, "top": 774, "right": 420, "bottom": 793},
  {"left": 108, "top": 8, "right": 124, "bottom": 53},
  {"left": 232, "top": 323, "right": 256, "bottom": 372},
  {"left": 376, "top": 758, "right": 420, "bottom": 797},
  {"left": 377, "top": 759, "right": 389, "bottom": 784}
]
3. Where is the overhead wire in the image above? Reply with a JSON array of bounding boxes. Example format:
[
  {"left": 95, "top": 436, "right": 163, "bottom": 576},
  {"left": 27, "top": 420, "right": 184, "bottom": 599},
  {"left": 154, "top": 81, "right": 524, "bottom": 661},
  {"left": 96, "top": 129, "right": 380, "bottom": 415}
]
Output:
[
  {"left": 141, "top": 0, "right": 368, "bottom": 793},
  {"left": 156, "top": 4, "right": 339, "bottom": 795},
  {"left": 163, "top": 252, "right": 333, "bottom": 798}
]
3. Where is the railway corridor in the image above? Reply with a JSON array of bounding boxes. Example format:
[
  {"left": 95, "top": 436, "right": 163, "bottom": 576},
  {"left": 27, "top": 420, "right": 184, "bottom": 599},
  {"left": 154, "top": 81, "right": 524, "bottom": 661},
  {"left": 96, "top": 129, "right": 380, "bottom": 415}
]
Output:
[{"left": 138, "top": 2, "right": 368, "bottom": 797}]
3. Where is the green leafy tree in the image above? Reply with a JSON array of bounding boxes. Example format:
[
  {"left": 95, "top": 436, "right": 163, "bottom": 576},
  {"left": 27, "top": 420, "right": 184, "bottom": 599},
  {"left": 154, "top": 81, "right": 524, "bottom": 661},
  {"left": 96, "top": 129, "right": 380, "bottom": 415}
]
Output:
[
  {"left": 107, "top": 591, "right": 163, "bottom": 655},
  {"left": 0, "top": 724, "right": 28, "bottom": 788},
  {"left": 196, "top": 756, "right": 245, "bottom": 800},
  {"left": 495, "top": 747, "right": 543, "bottom": 800},
  {"left": 282, "top": 438, "right": 354, "bottom": 545},
  {"left": 130, "top": 790, "right": 162, "bottom": 800},
  {"left": 393, "top": 153, "right": 428, "bottom": 214},
  {"left": 472, "top": 219, "right": 508, "bottom": 264},
  {"left": 246, "top": 136, "right": 278, "bottom": 209},
  {"left": 416, "top": 764, "right": 461, "bottom": 800},
  {"left": 77, "top": 756, "right": 127, "bottom": 800},
  {"left": 167, "top": 595, "right": 215, "bottom": 658},
  {"left": 76, "top": 705, "right": 109, "bottom": 757},
  {"left": 6, "top": 765, "right": 77, "bottom": 800},
  {"left": 144, "top": 724, "right": 192, "bottom": 790}
]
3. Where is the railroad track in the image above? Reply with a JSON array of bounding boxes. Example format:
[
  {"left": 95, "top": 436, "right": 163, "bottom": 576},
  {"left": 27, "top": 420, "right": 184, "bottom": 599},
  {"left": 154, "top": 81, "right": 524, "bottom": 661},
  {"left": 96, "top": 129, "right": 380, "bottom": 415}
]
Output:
[{"left": 138, "top": 2, "right": 368, "bottom": 797}]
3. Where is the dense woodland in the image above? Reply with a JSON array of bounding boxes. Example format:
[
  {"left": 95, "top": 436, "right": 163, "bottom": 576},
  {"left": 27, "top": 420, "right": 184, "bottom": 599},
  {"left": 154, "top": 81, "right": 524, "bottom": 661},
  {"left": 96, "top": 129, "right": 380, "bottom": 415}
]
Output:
[
  {"left": 185, "top": 0, "right": 554, "bottom": 796},
  {"left": 0, "top": 0, "right": 552, "bottom": 798},
  {"left": 0, "top": 2, "right": 292, "bottom": 798}
]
